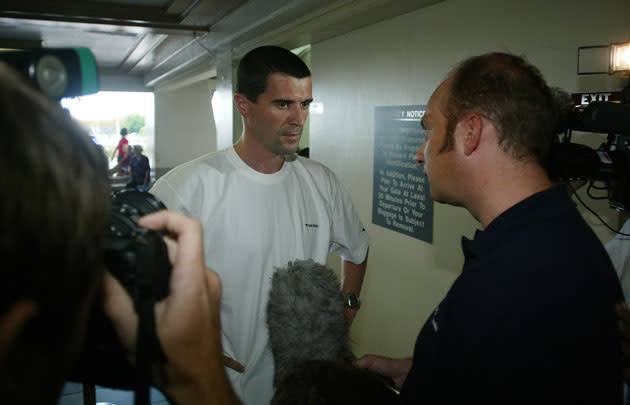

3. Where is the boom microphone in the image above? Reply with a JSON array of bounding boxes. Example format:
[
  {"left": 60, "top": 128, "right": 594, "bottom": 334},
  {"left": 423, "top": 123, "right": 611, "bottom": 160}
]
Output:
[{"left": 266, "top": 259, "right": 354, "bottom": 386}]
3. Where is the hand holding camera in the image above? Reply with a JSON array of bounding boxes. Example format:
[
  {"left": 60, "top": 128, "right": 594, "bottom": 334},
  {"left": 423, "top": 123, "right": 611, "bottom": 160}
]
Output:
[
  {"left": 104, "top": 209, "right": 236, "bottom": 403},
  {"left": 70, "top": 190, "right": 238, "bottom": 404}
]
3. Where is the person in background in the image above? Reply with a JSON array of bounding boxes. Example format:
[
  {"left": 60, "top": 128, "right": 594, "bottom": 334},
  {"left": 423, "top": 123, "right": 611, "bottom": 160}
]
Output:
[
  {"left": 0, "top": 62, "right": 239, "bottom": 405},
  {"left": 129, "top": 144, "right": 151, "bottom": 191},
  {"left": 151, "top": 45, "right": 370, "bottom": 403},
  {"left": 108, "top": 128, "right": 130, "bottom": 177},
  {"left": 357, "top": 52, "right": 623, "bottom": 404},
  {"left": 112, "top": 127, "right": 129, "bottom": 164}
]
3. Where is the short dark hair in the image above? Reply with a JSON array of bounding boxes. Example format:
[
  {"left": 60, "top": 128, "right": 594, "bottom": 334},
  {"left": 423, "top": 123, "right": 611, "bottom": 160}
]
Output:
[
  {"left": 236, "top": 46, "right": 311, "bottom": 102},
  {"left": 120, "top": 127, "right": 128, "bottom": 136},
  {"left": 443, "top": 52, "right": 556, "bottom": 165},
  {"left": 0, "top": 63, "right": 110, "bottom": 403},
  {"left": 271, "top": 360, "right": 398, "bottom": 405}
]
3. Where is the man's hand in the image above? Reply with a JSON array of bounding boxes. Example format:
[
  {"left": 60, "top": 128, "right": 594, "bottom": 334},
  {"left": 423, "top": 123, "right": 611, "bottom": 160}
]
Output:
[
  {"left": 355, "top": 354, "right": 413, "bottom": 389},
  {"left": 224, "top": 355, "right": 245, "bottom": 373},
  {"left": 103, "top": 210, "right": 239, "bottom": 404},
  {"left": 345, "top": 308, "right": 358, "bottom": 326}
]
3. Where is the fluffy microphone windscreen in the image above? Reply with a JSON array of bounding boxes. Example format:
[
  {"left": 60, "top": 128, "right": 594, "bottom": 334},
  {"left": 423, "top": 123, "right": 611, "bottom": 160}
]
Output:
[{"left": 266, "top": 259, "right": 355, "bottom": 386}]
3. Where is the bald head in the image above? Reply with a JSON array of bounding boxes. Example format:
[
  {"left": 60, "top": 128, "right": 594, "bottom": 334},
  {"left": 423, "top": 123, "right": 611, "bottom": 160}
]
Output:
[{"left": 442, "top": 52, "right": 556, "bottom": 165}]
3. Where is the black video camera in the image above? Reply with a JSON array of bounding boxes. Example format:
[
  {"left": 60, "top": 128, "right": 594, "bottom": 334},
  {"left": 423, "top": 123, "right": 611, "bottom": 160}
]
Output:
[
  {"left": 0, "top": 48, "right": 99, "bottom": 100},
  {"left": 69, "top": 189, "right": 171, "bottom": 394},
  {"left": 547, "top": 90, "right": 630, "bottom": 211}
]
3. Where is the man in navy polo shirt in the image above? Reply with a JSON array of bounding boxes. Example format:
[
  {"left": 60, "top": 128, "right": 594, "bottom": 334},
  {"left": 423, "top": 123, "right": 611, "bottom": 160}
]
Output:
[{"left": 357, "top": 52, "right": 623, "bottom": 404}]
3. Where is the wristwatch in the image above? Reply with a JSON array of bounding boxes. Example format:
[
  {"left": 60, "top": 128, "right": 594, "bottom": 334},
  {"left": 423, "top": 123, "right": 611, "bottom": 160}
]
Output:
[{"left": 343, "top": 293, "right": 361, "bottom": 310}]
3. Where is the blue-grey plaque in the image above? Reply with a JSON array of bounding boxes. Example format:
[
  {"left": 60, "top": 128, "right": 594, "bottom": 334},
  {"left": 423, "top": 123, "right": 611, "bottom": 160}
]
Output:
[{"left": 372, "top": 105, "right": 433, "bottom": 243}]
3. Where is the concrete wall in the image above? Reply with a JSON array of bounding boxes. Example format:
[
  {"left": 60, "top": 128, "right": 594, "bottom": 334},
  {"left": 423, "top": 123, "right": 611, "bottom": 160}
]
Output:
[
  {"left": 310, "top": 0, "right": 629, "bottom": 358},
  {"left": 153, "top": 79, "right": 217, "bottom": 176}
]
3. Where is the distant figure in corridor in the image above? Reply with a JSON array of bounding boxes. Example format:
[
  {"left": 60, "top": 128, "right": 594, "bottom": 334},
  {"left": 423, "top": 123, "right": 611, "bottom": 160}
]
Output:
[
  {"left": 112, "top": 127, "right": 129, "bottom": 164},
  {"left": 129, "top": 144, "right": 151, "bottom": 191}
]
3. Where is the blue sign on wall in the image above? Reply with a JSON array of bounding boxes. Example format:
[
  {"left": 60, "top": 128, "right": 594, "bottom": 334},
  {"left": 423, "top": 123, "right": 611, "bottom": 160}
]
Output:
[{"left": 372, "top": 105, "right": 433, "bottom": 243}]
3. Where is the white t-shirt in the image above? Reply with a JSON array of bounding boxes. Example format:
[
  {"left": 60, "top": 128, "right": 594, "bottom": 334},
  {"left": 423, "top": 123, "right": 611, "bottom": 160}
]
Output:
[{"left": 151, "top": 147, "right": 370, "bottom": 404}]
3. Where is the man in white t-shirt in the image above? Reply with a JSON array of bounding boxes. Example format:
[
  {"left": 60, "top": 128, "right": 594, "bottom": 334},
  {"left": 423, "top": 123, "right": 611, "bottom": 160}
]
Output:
[{"left": 151, "top": 45, "right": 370, "bottom": 404}]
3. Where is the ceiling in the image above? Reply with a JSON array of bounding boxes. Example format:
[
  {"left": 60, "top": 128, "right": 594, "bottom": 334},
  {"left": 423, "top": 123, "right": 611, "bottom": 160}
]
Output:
[{"left": 0, "top": 0, "right": 442, "bottom": 89}]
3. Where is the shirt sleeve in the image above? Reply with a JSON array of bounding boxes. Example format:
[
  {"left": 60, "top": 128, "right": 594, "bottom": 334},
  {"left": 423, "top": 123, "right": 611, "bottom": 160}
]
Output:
[
  {"left": 150, "top": 171, "right": 193, "bottom": 217},
  {"left": 327, "top": 170, "right": 370, "bottom": 264}
]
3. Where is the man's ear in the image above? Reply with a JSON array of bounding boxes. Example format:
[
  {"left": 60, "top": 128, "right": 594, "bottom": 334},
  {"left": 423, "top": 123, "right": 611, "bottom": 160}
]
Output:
[
  {"left": 233, "top": 93, "right": 251, "bottom": 116},
  {"left": 0, "top": 299, "right": 38, "bottom": 360},
  {"left": 462, "top": 114, "right": 483, "bottom": 156}
]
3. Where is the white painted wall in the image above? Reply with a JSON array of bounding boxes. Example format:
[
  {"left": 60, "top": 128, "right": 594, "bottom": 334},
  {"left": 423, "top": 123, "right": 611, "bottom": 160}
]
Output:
[
  {"left": 153, "top": 79, "right": 217, "bottom": 171},
  {"left": 310, "top": 0, "right": 629, "bottom": 358}
]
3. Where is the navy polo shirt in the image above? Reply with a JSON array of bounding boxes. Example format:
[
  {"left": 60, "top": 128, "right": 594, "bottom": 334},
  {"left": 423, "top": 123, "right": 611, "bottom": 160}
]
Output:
[{"left": 400, "top": 184, "right": 623, "bottom": 404}]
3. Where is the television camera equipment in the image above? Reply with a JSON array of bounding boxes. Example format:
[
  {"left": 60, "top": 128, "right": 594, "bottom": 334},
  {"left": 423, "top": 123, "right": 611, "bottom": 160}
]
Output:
[
  {"left": 0, "top": 48, "right": 98, "bottom": 99},
  {"left": 548, "top": 42, "right": 630, "bottom": 215},
  {"left": 548, "top": 88, "right": 630, "bottom": 212}
]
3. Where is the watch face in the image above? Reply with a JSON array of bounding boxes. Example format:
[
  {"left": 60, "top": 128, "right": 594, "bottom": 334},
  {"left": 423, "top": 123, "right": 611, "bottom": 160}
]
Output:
[{"left": 345, "top": 293, "right": 360, "bottom": 310}]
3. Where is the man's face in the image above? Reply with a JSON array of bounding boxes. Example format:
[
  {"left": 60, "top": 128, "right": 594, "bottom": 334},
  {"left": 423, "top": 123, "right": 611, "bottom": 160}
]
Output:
[
  {"left": 245, "top": 73, "right": 313, "bottom": 157},
  {"left": 414, "top": 78, "right": 458, "bottom": 203}
]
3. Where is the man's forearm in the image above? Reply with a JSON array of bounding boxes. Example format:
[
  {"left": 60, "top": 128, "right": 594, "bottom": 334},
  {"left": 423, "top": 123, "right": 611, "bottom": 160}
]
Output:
[
  {"left": 341, "top": 251, "right": 368, "bottom": 324},
  {"left": 341, "top": 249, "right": 368, "bottom": 295}
]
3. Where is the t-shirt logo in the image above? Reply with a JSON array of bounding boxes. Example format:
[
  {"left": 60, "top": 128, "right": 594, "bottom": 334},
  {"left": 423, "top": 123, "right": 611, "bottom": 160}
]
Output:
[{"left": 305, "top": 223, "right": 319, "bottom": 228}]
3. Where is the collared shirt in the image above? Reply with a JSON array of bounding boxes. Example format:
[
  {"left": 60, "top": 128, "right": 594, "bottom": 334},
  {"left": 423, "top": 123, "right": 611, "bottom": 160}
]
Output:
[{"left": 401, "top": 184, "right": 623, "bottom": 404}]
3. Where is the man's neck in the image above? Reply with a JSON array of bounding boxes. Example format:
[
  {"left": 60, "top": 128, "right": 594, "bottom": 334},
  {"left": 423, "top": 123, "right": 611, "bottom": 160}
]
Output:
[
  {"left": 233, "top": 137, "right": 285, "bottom": 174},
  {"left": 471, "top": 162, "right": 553, "bottom": 229}
]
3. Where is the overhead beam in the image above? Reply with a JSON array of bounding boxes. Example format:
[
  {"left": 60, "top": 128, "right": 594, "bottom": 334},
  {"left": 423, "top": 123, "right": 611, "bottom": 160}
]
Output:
[
  {"left": 144, "top": 0, "right": 342, "bottom": 86},
  {"left": 0, "top": 38, "right": 43, "bottom": 49},
  {"left": 0, "top": 12, "right": 210, "bottom": 33},
  {"left": 1, "top": 0, "right": 182, "bottom": 23},
  {"left": 145, "top": 0, "right": 443, "bottom": 87},
  {"left": 122, "top": 33, "right": 169, "bottom": 72}
]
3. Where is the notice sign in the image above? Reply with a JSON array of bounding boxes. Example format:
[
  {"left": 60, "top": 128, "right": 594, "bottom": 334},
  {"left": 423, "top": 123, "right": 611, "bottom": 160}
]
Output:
[{"left": 372, "top": 105, "right": 433, "bottom": 243}]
